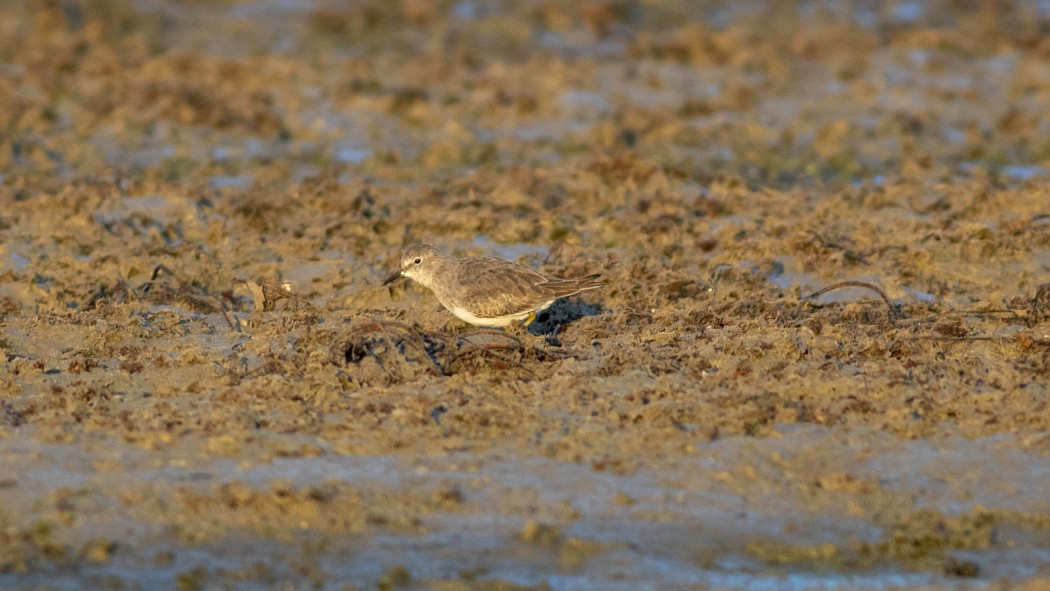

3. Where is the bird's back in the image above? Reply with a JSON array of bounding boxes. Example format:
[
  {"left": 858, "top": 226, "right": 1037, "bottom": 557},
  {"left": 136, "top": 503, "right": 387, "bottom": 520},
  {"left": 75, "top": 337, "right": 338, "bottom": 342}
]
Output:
[{"left": 439, "top": 256, "right": 600, "bottom": 320}]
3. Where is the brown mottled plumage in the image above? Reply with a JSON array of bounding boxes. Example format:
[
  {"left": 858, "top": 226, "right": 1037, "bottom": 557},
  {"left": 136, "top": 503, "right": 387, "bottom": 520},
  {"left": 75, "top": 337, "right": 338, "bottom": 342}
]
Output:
[{"left": 383, "top": 243, "right": 602, "bottom": 327}]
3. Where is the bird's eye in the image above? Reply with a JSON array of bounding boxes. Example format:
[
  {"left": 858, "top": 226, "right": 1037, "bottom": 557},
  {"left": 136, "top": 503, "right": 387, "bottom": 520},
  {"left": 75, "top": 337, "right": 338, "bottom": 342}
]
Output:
[{"left": 413, "top": 258, "right": 422, "bottom": 264}]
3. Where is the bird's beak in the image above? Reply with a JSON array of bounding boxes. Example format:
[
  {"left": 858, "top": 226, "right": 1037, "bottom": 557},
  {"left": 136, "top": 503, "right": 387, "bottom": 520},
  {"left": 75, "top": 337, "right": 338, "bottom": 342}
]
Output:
[{"left": 382, "top": 269, "right": 403, "bottom": 286}]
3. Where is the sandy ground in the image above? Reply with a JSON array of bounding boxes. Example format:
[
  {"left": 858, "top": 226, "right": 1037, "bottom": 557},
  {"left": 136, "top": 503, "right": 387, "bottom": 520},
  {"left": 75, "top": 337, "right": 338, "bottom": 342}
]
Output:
[{"left": 1, "top": 1, "right": 1050, "bottom": 589}]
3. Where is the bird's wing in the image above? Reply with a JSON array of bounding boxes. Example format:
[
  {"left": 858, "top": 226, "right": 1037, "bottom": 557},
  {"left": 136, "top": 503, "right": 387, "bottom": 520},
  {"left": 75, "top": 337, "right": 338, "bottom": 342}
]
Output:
[
  {"left": 454, "top": 258, "right": 600, "bottom": 318},
  {"left": 534, "top": 274, "right": 604, "bottom": 298}
]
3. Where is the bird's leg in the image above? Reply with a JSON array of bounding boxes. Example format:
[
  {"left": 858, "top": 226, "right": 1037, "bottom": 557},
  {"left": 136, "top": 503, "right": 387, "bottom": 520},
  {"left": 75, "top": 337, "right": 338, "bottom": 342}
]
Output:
[
  {"left": 545, "top": 322, "right": 562, "bottom": 347},
  {"left": 490, "top": 313, "right": 533, "bottom": 340}
]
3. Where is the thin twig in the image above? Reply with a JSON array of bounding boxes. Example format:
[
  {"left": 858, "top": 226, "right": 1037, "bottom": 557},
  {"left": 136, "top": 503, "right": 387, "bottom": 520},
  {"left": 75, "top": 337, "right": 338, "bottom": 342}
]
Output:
[
  {"left": 806, "top": 280, "right": 897, "bottom": 321},
  {"left": 542, "top": 242, "right": 564, "bottom": 266},
  {"left": 898, "top": 335, "right": 996, "bottom": 342}
]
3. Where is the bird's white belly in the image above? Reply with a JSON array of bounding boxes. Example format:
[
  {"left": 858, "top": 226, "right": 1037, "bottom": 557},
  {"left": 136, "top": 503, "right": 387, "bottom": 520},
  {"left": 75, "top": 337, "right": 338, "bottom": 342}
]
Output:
[
  {"left": 448, "top": 302, "right": 554, "bottom": 327},
  {"left": 448, "top": 306, "right": 527, "bottom": 327}
]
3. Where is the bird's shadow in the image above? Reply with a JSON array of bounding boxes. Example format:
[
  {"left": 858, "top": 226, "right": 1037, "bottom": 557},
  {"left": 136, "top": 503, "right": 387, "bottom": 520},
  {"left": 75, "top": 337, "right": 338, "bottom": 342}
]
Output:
[{"left": 527, "top": 298, "right": 603, "bottom": 336}]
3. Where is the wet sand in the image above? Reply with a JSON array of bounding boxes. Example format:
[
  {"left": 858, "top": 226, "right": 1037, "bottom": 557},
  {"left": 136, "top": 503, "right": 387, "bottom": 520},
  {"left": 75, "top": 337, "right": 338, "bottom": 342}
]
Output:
[{"left": 1, "top": 1, "right": 1049, "bottom": 589}]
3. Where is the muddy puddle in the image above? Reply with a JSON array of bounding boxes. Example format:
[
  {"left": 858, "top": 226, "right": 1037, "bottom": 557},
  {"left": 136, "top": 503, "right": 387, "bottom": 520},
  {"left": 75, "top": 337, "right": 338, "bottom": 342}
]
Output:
[{"left": 2, "top": 1, "right": 1050, "bottom": 589}]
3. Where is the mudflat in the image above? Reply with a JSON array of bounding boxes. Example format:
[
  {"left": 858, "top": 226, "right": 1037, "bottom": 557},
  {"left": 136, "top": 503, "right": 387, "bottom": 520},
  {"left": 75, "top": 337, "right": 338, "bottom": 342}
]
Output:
[{"left": 1, "top": 1, "right": 1049, "bottom": 589}]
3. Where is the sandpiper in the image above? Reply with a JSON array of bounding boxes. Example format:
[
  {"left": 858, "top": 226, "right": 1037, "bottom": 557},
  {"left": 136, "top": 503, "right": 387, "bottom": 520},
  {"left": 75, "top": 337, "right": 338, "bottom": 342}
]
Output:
[{"left": 382, "top": 242, "right": 603, "bottom": 327}]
